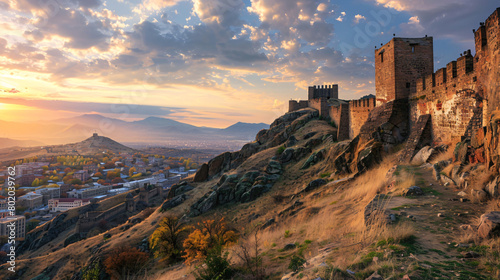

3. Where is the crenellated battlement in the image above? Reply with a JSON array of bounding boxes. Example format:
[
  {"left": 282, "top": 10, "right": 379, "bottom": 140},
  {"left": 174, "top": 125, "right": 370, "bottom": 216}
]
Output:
[
  {"left": 308, "top": 84, "right": 339, "bottom": 100},
  {"left": 411, "top": 50, "right": 476, "bottom": 100},
  {"left": 350, "top": 98, "right": 376, "bottom": 108}
]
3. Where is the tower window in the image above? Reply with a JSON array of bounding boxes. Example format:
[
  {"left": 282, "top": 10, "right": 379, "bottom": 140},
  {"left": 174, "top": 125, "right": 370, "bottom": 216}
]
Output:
[
  {"left": 406, "top": 82, "right": 411, "bottom": 88},
  {"left": 380, "top": 52, "right": 384, "bottom": 62},
  {"left": 411, "top": 46, "right": 415, "bottom": 53}
]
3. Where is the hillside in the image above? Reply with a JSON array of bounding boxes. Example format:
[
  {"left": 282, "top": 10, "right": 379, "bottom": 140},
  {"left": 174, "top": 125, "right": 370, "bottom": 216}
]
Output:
[
  {"left": 64, "top": 133, "right": 136, "bottom": 155},
  {"left": 0, "top": 134, "right": 135, "bottom": 162},
  {"left": 3, "top": 108, "right": 500, "bottom": 280}
]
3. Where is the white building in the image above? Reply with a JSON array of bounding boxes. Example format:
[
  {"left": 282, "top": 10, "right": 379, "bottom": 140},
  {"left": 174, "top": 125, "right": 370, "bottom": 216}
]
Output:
[
  {"left": 48, "top": 198, "right": 91, "bottom": 212},
  {"left": 123, "top": 177, "right": 158, "bottom": 189}
]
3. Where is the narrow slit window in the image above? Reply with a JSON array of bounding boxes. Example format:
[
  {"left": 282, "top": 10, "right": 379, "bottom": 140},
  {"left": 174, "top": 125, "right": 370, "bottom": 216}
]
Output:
[{"left": 411, "top": 46, "right": 415, "bottom": 53}]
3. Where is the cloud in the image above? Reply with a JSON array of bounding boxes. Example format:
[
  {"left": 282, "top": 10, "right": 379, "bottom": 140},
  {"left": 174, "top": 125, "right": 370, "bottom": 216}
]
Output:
[
  {"left": 132, "top": 0, "right": 184, "bottom": 16},
  {"left": 193, "top": 0, "right": 244, "bottom": 26},
  {"left": 34, "top": 8, "right": 111, "bottom": 50},
  {"left": 354, "top": 14, "right": 366, "bottom": 24},
  {"left": 336, "top": 11, "right": 346, "bottom": 22},
  {"left": 373, "top": 0, "right": 500, "bottom": 42},
  {"left": 0, "top": 97, "right": 186, "bottom": 116}
]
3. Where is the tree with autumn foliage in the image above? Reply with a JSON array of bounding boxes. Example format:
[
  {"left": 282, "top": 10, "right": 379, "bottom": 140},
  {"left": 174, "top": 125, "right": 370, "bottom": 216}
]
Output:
[
  {"left": 128, "top": 167, "right": 136, "bottom": 176},
  {"left": 183, "top": 218, "right": 238, "bottom": 264},
  {"left": 103, "top": 246, "right": 148, "bottom": 280},
  {"left": 149, "top": 215, "right": 189, "bottom": 264}
]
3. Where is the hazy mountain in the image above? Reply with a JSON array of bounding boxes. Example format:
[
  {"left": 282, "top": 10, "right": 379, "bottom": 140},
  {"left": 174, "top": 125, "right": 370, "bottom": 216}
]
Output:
[
  {"left": 0, "top": 114, "right": 269, "bottom": 149},
  {"left": 0, "top": 138, "right": 45, "bottom": 149},
  {"left": 221, "top": 122, "right": 269, "bottom": 139}
]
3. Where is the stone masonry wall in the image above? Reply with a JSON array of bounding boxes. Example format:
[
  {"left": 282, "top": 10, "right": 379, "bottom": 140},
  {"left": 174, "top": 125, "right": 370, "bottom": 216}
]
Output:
[
  {"left": 409, "top": 51, "right": 480, "bottom": 144},
  {"left": 288, "top": 100, "right": 309, "bottom": 112},
  {"left": 475, "top": 8, "right": 500, "bottom": 122},
  {"left": 349, "top": 98, "right": 376, "bottom": 139},
  {"left": 308, "top": 98, "right": 329, "bottom": 118}
]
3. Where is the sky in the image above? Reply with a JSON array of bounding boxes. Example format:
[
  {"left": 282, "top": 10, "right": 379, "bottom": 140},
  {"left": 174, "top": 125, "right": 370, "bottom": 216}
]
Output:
[{"left": 0, "top": 0, "right": 498, "bottom": 128}]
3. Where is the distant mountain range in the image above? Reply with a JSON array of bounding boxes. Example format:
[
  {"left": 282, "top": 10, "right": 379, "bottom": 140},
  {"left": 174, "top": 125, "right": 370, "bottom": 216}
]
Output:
[
  {"left": 0, "top": 114, "right": 269, "bottom": 150},
  {"left": 0, "top": 138, "right": 44, "bottom": 149}
]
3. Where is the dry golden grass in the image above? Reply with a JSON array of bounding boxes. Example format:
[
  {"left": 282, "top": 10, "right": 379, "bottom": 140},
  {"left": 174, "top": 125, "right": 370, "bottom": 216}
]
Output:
[
  {"left": 456, "top": 216, "right": 482, "bottom": 244},
  {"left": 390, "top": 171, "right": 417, "bottom": 196},
  {"left": 429, "top": 146, "right": 454, "bottom": 164},
  {"left": 353, "top": 210, "right": 415, "bottom": 248},
  {"left": 342, "top": 158, "right": 395, "bottom": 204}
]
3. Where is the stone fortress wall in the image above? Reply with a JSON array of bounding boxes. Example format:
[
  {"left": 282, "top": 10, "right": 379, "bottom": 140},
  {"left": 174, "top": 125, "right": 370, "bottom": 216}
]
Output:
[{"left": 289, "top": 7, "right": 500, "bottom": 157}]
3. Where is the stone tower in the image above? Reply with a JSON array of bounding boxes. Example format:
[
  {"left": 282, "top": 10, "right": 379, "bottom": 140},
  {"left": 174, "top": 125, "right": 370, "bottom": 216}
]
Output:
[{"left": 375, "top": 37, "right": 434, "bottom": 105}]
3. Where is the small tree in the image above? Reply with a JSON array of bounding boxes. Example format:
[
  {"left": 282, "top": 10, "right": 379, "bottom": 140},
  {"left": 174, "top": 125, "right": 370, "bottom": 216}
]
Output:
[
  {"left": 103, "top": 246, "right": 148, "bottom": 280},
  {"left": 183, "top": 218, "right": 238, "bottom": 264},
  {"left": 128, "top": 167, "right": 136, "bottom": 176},
  {"left": 31, "top": 178, "right": 40, "bottom": 187},
  {"left": 149, "top": 215, "right": 189, "bottom": 264},
  {"left": 233, "top": 231, "right": 265, "bottom": 279}
]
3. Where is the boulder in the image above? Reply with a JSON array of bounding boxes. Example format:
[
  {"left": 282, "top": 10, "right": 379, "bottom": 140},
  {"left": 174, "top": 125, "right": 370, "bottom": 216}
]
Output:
[
  {"left": 216, "top": 183, "right": 236, "bottom": 205},
  {"left": 241, "top": 184, "right": 271, "bottom": 203},
  {"left": 440, "top": 174, "right": 456, "bottom": 186},
  {"left": 403, "top": 186, "right": 424, "bottom": 196},
  {"left": 239, "top": 141, "right": 261, "bottom": 158},
  {"left": 190, "top": 191, "right": 218, "bottom": 217},
  {"left": 286, "top": 135, "right": 298, "bottom": 147},
  {"left": 193, "top": 163, "right": 209, "bottom": 182},
  {"left": 207, "top": 152, "right": 233, "bottom": 178},
  {"left": 357, "top": 142, "right": 383, "bottom": 173},
  {"left": 300, "top": 149, "right": 325, "bottom": 170},
  {"left": 167, "top": 182, "right": 194, "bottom": 199},
  {"left": 478, "top": 211, "right": 500, "bottom": 239},
  {"left": 410, "top": 146, "right": 435, "bottom": 165},
  {"left": 305, "top": 137, "right": 323, "bottom": 149},
  {"left": 280, "top": 148, "right": 295, "bottom": 163},
  {"left": 266, "top": 160, "right": 282, "bottom": 174},
  {"left": 283, "top": 243, "right": 297, "bottom": 250}
]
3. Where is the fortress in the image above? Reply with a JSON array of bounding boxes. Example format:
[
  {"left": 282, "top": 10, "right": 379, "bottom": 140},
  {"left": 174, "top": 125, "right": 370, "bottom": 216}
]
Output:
[{"left": 289, "top": 8, "right": 500, "bottom": 161}]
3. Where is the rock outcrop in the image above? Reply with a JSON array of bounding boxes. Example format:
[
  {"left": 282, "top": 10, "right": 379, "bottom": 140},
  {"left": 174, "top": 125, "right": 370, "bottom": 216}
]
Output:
[
  {"left": 334, "top": 137, "right": 382, "bottom": 175},
  {"left": 18, "top": 212, "right": 81, "bottom": 253},
  {"left": 478, "top": 211, "right": 500, "bottom": 239},
  {"left": 189, "top": 168, "right": 281, "bottom": 216},
  {"left": 193, "top": 108, "right": 319, "bottom": 182}
]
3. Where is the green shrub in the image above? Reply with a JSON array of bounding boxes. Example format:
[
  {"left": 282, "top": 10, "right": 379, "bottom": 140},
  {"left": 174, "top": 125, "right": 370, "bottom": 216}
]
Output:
[
  {"left": 195, "top": 249, "right": 233, "bottom": 280},
  {"left": 276, "top": 145, "right": 286, "bottom": 155},
  {"left": 288, "top": 255, "right": 306, "bottom": 272}
]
